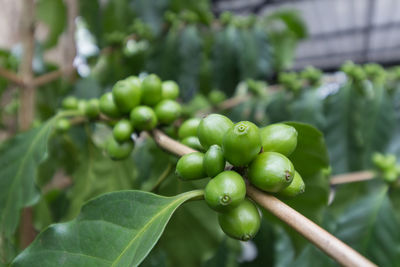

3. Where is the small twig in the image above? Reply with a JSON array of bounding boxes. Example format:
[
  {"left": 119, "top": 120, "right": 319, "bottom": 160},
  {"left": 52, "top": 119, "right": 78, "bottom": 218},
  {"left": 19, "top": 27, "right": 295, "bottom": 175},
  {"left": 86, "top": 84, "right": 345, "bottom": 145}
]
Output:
[
  {"left": 152, "top": 129, "right": 196, "bottom": 156},
  {"left": 330, "top": 171, "right": 375, "bottom": 185},
  {"left": 33, "top": 67, "right": 74, "bottom": 87},
  {"left": 150, "top": 163, "right": 174, "bottom": 192},
  {"left": 42, "top": 171, "right": 72, "bottom": 194},
  {"left": 196, "top": 95, "right": 251, "bottom": 116},
  {"left": 151, "top": 129, "right": 376, "bottom": 267},
  {"left": 246, "top": 184, "right": 376, "bottom": 267},
  {"left": 0, "top": 68, "right": 25, "bottom": 87}
]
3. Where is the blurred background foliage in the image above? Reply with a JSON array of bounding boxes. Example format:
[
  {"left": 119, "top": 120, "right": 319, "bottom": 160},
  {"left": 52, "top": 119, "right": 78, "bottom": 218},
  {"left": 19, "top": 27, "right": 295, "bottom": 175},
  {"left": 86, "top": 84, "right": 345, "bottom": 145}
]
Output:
[{"left": 1, "top": 0, "right": 400, "bottom": 266}]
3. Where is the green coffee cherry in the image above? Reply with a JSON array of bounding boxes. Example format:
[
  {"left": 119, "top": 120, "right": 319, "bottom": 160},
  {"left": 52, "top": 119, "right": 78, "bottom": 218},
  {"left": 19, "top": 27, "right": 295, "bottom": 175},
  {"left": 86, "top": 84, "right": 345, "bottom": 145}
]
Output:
[
  {"left": 130, "top": 106, "right": 158, "bottom": 131},
  {"left": 208, "top": 90, "right": 226, "bottom": 106},
  {"left": 248, "top": 152, "right": 295, "bottom": 192},
  {"left": 176, "top": 152, "right": 206, "bottom": 180},
  {"left": 204, "top": 145, "right": 225, "bottom": 177},
  {"left": 113, "top": 119, "right": 133, "bottom": 142},
  {"left": 55, "top": 118, "right": 71, "bottom": 132},
  {"left": 279, "top": 171, "right": 305, "bottom": 197},
  {"left": 260, "top": 124, "right": 298, "bottom": 156},
  {"left": 161, "top": 80, "right": 180, "bottom": 100},
  {"left": 218, "top": 199, "right": 261, "bottom": 241},
  {"left": 77, "top": 100, "right": 87, "bottom": 115},
  {"left": 112, "top": 76, "right": 141, "bottom": 114},
  {"left": 178, "top": 118, "right": 201, "bottom": 139},
  {"left": 62, "top": 96, "right": 78, "bottom": 110},
  {"left": 106, "top": 137, "right": 134, "bottom": 160},
  {"left": 99, "top": 92, "right": 121, "bottom": 118},
  {"left": 154, "top": 100, "right": 182, "bottom": 125},
  {"left": 181, "top": 136, "right": 203, "bottom": 151},
  {"left": 197, "top": 114, "right": 233, "bottom": 150},
  {"left": 204, "top": 171, "right": 245, "bottom": 212},
  {"left": 222, "top": 121, "right": 261, "bottom": 167},
  {"left": 383, "top": 167, "right": 399, "bottom": 183},
  {"left": 141, "top": 74, "right": 162, "bottom": 106},
  {"left": 85, "top": 99, "right": 100, "bottom": 119}
]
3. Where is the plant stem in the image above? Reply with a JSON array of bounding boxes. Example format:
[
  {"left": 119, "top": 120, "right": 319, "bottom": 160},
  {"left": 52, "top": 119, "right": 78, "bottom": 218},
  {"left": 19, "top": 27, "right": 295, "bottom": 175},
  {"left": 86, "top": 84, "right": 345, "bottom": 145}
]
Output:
[
  {"left": 150, "top": 163, "right": 174, "bottom": 192},
  {"left": 330, "top": 170, "right": 375, "bottom": 185},
  {"left": 151, "top": 129, "right": 377, "bottom": 267}
]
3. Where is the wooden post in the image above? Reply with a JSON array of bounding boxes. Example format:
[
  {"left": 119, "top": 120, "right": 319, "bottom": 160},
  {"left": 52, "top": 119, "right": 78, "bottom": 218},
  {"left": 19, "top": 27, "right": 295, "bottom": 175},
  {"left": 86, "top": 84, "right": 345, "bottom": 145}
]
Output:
[{"left": 18, "top": 0, "right": 37, "bottom": 248}]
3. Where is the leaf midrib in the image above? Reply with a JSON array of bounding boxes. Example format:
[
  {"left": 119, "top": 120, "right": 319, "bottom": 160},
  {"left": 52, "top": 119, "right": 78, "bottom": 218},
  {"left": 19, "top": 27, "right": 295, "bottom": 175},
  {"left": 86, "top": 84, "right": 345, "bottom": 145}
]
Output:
[
  {"left": 360, "top": 185, "right": 388, "bottom": 253},
  {"left": 111, "top": 190, "right": 202, "bottom": 266},
  {"left": 1, "top": 119, "right": 54, "bottom": 232}
]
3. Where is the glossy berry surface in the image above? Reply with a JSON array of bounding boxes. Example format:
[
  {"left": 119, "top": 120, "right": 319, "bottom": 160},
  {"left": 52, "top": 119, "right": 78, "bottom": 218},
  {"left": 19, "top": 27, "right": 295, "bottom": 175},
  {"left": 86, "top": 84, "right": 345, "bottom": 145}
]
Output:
[
  {"left": 279, "top": 171, "right": 305, "bottom": 197},
  {"left": 161, "top": 80, "right": 180, "bottom": 100},
  {"left": 62, "top": 96, "right": 78, "bottom": 110},
  {"left": 154, "top": 100, "right": 182, "bottom": 125},
  {"left": 181, "top": 136, "right": 203, "bottom": 151},
  {"left": 248, "top": 152, "right": 295, "bottom": 192},
  {"left": 113, "top": 119, "right": 133, "bottom": 142},
  {"left": 55, "top": 119, "right": 71, "bottom": 132},
  {"left": 112, "top": 76, "right": 141, "bottom": 114},
  {"left": 204, "top": 171, "right": 245, "bottom": 212},
  {"left": 204, "top": 145, "right": 225, "bottom": 177},
  {"left": 178, "top": 118, "right": 201, "bottom": 139},
  {"left": 85, "top": 99, "right": 100, "bottom": 119},
  {"left": 141, "top": 74, "right": 162, "bottom": 106},
  {"left": 260, "top": 123, "right": 298, "bottom": 156},
  {"left": 130, "top": 106, "right": 158, "bottom": 131},
  {"left": 222, "top": 121, "right": 261, "bottom": 166},
  {"left": 176, "top": 152, "right": 206, "bottom": 180},
  {"left": 99, "top": 92, "right": 121, "bottom": 118},
  {"left": 106, "top": 137, "right": 134, "bottom": 160},
  {"left": 197, "top": 114, "right": 233, "bottom": 150},
  {"left": 218, "top": 199, "right": 261, "bottom": 241}
]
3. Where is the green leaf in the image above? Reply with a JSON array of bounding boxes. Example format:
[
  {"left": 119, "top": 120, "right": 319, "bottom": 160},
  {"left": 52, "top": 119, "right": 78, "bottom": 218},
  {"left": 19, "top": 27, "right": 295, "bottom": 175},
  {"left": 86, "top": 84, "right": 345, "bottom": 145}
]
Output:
[
  {"left": 12, "top": 190, "right": 204, "bottom": 267},
  {"left": 65, "top": 139, "right": 138, "bottom": 220},
  {"left": 155, "top": 175, "right": 224, "bottom": 266},
  {"left": 0, "top": 117, "right": 58, "bottom": 240},
  {"left": 334, "top": 184, "right": 400, "bottom": 265},
  {"left": 36, "top": 0, "right": 67, "bottom": 48},
  {"left": 159, "top": 201, "right": 223, "bottom": 267},
  {"left": 266, "top": 9, "right": 308, "bottom": 39},
  {"left": 284, "top": 122, "right": 330, "bottom": 178},
  {"left": 324, "top": 82, "right": 396, "bottom": 173},
  {"left": 288, "top": 90, "right": 325, "bottom": 129}
]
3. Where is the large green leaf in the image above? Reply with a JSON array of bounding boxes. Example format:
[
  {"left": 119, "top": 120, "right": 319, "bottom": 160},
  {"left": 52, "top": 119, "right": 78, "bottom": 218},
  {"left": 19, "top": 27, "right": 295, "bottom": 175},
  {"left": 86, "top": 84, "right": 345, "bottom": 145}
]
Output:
[
  {"left": 334, "top": 184, "right": 400, "bottom": 266},
  {"left": 12, "top": 190, "right": 204, "bottom": 266},
  {"left": 0, "top": 117, "right": 58, "bottom": 240},
  {"left": 288, "top": 90, "right": 325, "bottom": 130},
  {"left": 65, "top": 139, "right": 137, "bottom": 219},
  {"left": 284, "top": 122, "right": 330, "bottom": 178},
  {"left": 323, "top": 81, "right": 396, "bottom": 174},
  {"left": 36, "top": 0, "right": 67, "bottom": 48},
  {"left": 155, "top": 174, "right": 224, "bottom": 266}
]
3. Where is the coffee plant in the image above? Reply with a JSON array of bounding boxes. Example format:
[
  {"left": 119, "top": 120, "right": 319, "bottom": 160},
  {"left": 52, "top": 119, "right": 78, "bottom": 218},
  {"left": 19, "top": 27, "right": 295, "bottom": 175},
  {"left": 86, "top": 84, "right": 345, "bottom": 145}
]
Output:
[{"left": 1, "top": 0, "right": 400, "bottom": 266}]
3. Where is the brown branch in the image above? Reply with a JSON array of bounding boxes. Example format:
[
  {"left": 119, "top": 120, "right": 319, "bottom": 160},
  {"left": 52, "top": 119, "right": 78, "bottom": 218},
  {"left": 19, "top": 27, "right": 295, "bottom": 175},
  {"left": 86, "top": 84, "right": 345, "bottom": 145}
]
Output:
[
  {"left": 196, "top": 95, "right": 251, "bottom": 117},
  {"left": 0, "top": 68, "right": 25, "bottom": 87},
  {"left": 151, "top": 129, "right": 376, "bottom": 267},
  {"left": 19, "top": 0, "right": 37, "bottom": 248},
  {"left": 330, "top": 171, "right": 375, "bottom": 185},
  {"left": 32, "top": 67, "right": 74, "bottom": 87},
  {"left": 246, "top": 185, "right": 376, "bottom": 267}
]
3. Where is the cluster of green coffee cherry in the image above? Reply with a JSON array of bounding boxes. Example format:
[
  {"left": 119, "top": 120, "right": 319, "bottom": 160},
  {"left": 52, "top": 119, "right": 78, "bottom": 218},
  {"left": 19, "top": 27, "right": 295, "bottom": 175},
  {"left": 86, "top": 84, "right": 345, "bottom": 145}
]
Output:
[
  {"left": 175, "top": 114, "right": 305, "bottom": 241},
  {"left": 59, "top": 74, "right": 182, "bottom": 160},
  {"left": 372, "top": 153, "right": 400, "bottom": 183},
  {"left": 278, "top": 66, "right": 322, "bottom": 92}
]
